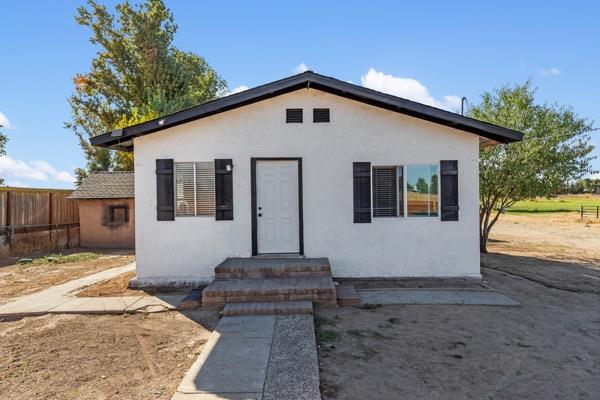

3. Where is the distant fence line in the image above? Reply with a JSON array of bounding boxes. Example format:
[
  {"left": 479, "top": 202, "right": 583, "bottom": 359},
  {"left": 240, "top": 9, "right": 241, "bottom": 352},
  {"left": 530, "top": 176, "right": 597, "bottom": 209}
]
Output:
[
  {"left": 0, "top": 188, "right": 80, "bottom": 258},
  {"left": 580, "top": 205, "right": 600, "bottom": 221},
  {"left": 0, "top": 187, "right": 79, "bottom": 230}
]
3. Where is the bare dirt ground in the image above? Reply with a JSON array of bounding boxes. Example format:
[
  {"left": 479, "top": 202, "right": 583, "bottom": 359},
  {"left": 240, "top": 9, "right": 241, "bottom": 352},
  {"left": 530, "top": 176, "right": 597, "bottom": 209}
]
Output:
[
  {"left": 0, "top": 310, "right": 220, "bottom": 400},
  {"left": 75, "top": 270, "right": 149, "bottom": 297},
  {"left": 491, "top": 212, "right": 600, "bottom": 265},
  {"left": 0, "top": 249, "right": 135, "bottom": 305},
  {"left": 317, "top": 212, "right": 600, "bottom": 400}
]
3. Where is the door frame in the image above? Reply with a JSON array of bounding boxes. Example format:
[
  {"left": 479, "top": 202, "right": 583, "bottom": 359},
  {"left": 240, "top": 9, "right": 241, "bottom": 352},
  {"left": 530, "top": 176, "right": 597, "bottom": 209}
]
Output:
[{"left": 251, "top": 157, "right": 304, "bottom": 256}]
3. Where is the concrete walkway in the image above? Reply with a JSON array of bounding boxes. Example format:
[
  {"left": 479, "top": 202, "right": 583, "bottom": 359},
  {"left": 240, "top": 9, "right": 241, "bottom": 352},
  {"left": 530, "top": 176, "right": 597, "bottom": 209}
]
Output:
[
  {"left": 0, "top": 262, "right": 185, "bottom": 318},
  {"left": 173, "top": 315, "right": 321, "bottom": 400},
  {"left": 359, "top": 288, "right": 520, "bottom": 306}
]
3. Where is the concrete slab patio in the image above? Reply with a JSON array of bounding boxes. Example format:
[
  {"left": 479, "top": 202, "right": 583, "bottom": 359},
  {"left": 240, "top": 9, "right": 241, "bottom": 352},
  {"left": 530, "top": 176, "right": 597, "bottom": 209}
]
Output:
[
  {"left": 174, "top": 315, "right": 321, "bottom": 400},
  {"left": 359, "top": 288, "right": 520, "bottom": 306}
]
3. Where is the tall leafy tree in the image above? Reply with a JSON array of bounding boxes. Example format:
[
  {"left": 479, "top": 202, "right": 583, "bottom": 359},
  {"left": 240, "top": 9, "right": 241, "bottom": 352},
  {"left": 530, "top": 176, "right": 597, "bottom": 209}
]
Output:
[
  {"left": 471, "top": 81, "right": 596, "bottom": 252},
  {"left": 68, "top": 0, "right": 227, "bottom": 183}
]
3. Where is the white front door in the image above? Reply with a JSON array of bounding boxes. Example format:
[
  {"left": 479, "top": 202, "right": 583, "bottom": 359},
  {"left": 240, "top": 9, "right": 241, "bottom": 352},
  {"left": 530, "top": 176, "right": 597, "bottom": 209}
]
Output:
[{"left": 256, "top": 160, "right": 300, "bottom": 254}]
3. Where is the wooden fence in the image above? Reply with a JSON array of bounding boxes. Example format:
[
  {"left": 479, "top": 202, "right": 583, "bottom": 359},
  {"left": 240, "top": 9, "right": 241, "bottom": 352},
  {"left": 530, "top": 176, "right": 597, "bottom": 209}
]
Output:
[
  {"left": 580, "top": 205, "right": 600, "bottom": 221},
  {"left": 0, "top": 187, "right": 80, "bottom": 258}
]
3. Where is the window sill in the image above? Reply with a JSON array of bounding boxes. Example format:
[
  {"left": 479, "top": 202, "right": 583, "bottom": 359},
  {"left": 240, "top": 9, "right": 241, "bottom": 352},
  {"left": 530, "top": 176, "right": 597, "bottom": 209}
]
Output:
[
  {"left": 372, "top": 216, "right": 440, "bottom": 221},
  {"left": 107, "top": 222, "right": 128, "bottom": 227},
  {"left": 175, "top": 215, "right": 216, "bottom": 218}
]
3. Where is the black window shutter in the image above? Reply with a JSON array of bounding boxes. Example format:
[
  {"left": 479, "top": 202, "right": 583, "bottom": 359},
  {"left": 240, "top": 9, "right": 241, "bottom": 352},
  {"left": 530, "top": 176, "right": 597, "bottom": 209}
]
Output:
[
  {"left": 440, "top": 160, "right": 459, "bottom": 221},
  {"left": 156, "top": 159, "right": 174, "bottom": 221},
  {"left": 215, "top": 159, "right": 233, "bottom": 220},
  {"left": 353, "top": 162, "right": 371, "bottom": 223}
]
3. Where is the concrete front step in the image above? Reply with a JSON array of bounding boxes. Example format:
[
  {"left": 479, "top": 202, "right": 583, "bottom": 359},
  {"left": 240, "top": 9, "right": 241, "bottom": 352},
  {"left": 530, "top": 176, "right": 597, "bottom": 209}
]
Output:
[
  {"left": 202, "top": 277, "right": 337, "bottom": 307},
  {"left": 223, "top": 301, "right": 313, "bottom": 316},
  {"left": 214, "top": 257, "right": 331, "bottom": 279}
]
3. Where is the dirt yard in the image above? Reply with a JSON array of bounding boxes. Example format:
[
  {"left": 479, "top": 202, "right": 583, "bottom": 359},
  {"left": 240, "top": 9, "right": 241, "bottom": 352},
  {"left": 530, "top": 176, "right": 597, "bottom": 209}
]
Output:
[
  {"left": 75, "top": 270, "right": 149, "bottom": 297},
  {"left": 0, "top": 249, "right": 134, "bottom": 305},
  {"left": 0, "top": 310, "right": 219, "bottom": 400},
  {"left": 491, "top": 212, "right": 600, "bottom": 264},
  {"left": 317, "top": 212, "right": 600, "bottom": 399}
]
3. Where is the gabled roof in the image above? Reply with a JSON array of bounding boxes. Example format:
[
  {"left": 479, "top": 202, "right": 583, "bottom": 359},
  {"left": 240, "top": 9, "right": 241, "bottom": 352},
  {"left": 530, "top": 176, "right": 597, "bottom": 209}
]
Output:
[
  {"left": 90, "top": 71, "right": 523, "bottom": 151},
  {"left": 69, "top": 171, "right": 134, "bottom": 199}
]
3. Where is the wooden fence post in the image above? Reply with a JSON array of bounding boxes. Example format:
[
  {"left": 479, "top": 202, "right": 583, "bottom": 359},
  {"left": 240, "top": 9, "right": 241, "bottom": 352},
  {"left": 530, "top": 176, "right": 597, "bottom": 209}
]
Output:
[
  {"left": 580, "top": 204, "right": 583, "bottom": 221},
  {"left": 5, "top": 191, "right": 11, "bottom": 248},
  {"left": 48, "top": 192, "right": 53, "bottom": 244},
  {"left": 66, "top": 224, "right": 71, "bottom": 249},
  {"left": 597, "top": 205, "right": 599, "bottom": 220},
  {"left": 5, "top": 191, "right": 10, "bottom": 228}
]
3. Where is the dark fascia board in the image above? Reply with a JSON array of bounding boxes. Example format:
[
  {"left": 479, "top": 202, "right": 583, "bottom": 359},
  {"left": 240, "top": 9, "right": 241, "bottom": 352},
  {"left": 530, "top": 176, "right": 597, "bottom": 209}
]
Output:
[{"left": 90, "top": 71, "right": 523, "bottom": 150}]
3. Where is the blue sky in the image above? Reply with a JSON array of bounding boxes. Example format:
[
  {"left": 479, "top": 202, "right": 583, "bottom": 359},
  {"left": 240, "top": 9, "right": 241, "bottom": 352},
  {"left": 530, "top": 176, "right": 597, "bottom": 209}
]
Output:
[{"left": 1, "top": 1, "right": 599, "bottom": 188}]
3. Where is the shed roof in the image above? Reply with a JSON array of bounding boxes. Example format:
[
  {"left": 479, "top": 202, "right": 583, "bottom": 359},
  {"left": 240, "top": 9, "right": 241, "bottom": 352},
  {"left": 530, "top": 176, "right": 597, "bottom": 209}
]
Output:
[
  {"left": 90, "top": 70, "right": 523, "bottom": 151},
  {"left": 69, "top": 171, "right": 134, "bottom": 199}
]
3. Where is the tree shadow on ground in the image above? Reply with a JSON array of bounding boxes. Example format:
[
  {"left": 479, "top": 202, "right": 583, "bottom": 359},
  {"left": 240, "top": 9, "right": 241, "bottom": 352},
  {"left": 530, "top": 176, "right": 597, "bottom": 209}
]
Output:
[{"left": 481, "top": 252, "right": 600, "bottom": 294}]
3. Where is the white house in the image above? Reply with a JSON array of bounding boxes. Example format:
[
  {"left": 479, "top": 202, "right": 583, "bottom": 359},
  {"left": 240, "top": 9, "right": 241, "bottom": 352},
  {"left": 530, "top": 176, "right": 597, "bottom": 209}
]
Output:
[{"left": 91, "top": 71, "right": 522, "bottom": 288}]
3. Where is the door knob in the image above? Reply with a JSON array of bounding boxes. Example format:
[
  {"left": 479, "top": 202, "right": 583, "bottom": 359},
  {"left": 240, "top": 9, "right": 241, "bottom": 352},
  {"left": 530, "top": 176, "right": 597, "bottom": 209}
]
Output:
[
  {"left": 258, "top": 206, "right": 262, "bottom": 210},
  {"left": 258, "top": 213, "right": 262, "bottom": 217}
]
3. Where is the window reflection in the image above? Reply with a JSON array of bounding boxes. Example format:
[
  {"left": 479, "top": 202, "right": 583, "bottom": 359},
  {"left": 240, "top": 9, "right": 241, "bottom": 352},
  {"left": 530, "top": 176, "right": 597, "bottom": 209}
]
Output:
[{"left": 406, "top": 165, "right": 438, "bottom": 217}]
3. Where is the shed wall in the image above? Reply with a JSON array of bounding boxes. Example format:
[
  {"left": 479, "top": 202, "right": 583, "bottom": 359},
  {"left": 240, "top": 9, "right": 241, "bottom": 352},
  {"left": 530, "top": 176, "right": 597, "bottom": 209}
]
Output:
[{"left": 79, "top": 198, "right": 135, "bottom": 248}]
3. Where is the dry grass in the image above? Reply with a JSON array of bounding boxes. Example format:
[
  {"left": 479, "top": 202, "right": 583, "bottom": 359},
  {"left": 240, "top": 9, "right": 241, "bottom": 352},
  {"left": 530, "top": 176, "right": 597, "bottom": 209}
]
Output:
[
  {"left": 488, "top": 212, "right": 600, "bottom": 264},
  {"left": 75, "top": 271, "right": 148, "bottom": 298}
]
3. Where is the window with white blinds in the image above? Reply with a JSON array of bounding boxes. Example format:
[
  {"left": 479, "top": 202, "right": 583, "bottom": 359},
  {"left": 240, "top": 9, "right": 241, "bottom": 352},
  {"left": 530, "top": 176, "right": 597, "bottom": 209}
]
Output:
[
  {"left": 175, "top": 162, "right": 215, "bottom": 216},
  {"left": 372, "top": 166, "right": 404, "bottom": 218}
]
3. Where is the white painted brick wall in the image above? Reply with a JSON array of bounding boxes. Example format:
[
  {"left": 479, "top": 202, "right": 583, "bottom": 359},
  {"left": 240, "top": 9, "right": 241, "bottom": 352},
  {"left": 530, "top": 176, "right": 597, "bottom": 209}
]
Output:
[{"left": 133, "top": 89, "right": 481, "bottom": 285}]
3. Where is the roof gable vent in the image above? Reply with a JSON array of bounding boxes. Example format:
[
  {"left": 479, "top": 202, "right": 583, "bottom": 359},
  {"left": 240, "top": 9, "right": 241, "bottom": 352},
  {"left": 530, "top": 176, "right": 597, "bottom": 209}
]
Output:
[
  {"left": 286, "top": 108, "right": 303, "bottom": 123},
  {"left": 313, "top": 108, "right": 330, "bottom": 123}
]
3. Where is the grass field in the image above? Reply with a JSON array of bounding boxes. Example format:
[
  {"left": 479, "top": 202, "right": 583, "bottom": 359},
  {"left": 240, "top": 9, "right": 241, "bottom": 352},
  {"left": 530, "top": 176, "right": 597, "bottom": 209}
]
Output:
[{"left": 508, "top": 194, "right": 600, "bottom": 213}]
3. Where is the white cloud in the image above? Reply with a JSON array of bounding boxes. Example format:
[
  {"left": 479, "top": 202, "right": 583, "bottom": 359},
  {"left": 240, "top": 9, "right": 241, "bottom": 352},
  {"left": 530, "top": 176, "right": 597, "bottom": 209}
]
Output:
[
  {"left": 0, "top": 156, "right": 75, "bottom": 184},
  {"left": 360, "top": 68, "right": 461, "bottom": 112},
  {"left": 293, "top": 62, "right": 309, "bottom": 74},
  {"left": 55, "top": 171, "right": 76, "bottom": 183},
  {"left": 540, "top": 67, "right": 560, "bottom": 76},
  {"left": 7, "top": 180, "right": 26, "bottom": 187},
  {"left": 230, "top": 85, "right": 249, "bottom": 94},
  {"left": 0, "top": 111, "right": 13, "bottom": 129},
  {"left": 441, "top": 95, "right": 462, "bottom": 111}
]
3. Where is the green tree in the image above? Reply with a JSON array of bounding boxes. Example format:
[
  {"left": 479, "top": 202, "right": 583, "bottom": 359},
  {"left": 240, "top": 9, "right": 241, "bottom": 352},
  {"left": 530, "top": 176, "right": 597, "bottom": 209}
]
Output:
[
  {"left": 68, "top": 0, "right": 227, "bottom": 182},
  {"left": 564, "top": 178, "right": 600, "bottom": 194},
  {"left": 430, "top": 174, "right": 438, "bottom": 195},
  {"left": 471, "top": 81, "right": 595, "bottom": 252},
  {"left": 416, "top": 177, "right": 428, "bottom": 193},
  {"left": 0, "top": 127, "right": 6, "bottom": 186}
]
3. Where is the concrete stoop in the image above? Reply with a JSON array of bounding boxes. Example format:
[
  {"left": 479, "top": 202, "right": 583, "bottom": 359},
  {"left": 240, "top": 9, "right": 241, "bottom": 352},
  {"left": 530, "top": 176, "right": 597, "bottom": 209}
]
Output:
[
  {"left": 201, "top": 258, "right": 338, "bottom": 314},
  {"left": 214, "top": 257, "right": 331, "bottom": 279}
]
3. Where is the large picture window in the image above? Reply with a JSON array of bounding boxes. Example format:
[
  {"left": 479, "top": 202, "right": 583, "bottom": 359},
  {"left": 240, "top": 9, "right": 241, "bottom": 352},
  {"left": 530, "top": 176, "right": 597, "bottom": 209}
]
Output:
[
  {"left": 371, "top": 164, "right": 438, "bottom": 218},
  {"left": 175, "top": 162, "right": 215, "bottom": 216},
  {"left": 406, "top": 165, "right": 438, "bottom": 217}
]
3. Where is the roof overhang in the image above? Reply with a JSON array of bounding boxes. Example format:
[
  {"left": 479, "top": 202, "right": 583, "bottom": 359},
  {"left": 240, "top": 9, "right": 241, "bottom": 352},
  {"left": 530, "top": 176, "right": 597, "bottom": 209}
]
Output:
[{"left": 90, "top": 71, "right": 523, "bottom": 151}]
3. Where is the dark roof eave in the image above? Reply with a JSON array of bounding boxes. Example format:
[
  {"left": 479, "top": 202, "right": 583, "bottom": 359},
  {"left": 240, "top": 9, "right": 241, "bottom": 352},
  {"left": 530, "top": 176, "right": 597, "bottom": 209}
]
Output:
[{"left": 90, "top": 71, "right": 523, "bottom": 150}]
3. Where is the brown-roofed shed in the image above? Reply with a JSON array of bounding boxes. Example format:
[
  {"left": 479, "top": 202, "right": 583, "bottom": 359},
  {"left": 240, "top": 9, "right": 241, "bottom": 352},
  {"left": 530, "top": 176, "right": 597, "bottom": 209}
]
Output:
[{"left": 70, "top": 172, "right": 135, "bottom": 249}]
